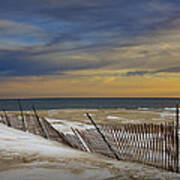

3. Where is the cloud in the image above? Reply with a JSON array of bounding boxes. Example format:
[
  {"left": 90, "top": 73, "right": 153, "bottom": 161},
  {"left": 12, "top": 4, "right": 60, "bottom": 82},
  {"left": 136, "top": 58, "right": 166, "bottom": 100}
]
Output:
[
  {"left": 156, "top": 67, "right": 180, "bottom": 73},
  {"left": 0, "top": 19, "right": 49, "bottom": 47},
  {"left": 1, "top": 0, "right": 180, "bottom": 47},
  {"left": 1, "top": 0, "right": 180, "bottom": 80},
  {"left": 123, "top": 70, "right": 150, "bottom": 77},
  {"left": 123, "top": 66, "right": 180, "bottom": 77},
  {"left": 0, "top": 46, "right": 113, "bottom": 77}
]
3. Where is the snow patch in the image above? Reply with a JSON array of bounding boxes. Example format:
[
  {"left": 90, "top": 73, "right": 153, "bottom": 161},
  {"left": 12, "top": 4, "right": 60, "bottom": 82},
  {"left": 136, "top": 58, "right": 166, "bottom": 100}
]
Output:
[
  {"left": 0, "top": 124, "right": 84, "bottom": 161},
  {"left": 107, "top": 116, "right": 126, "bottom": 120},
  {"left": 45, "top": 118, "right": 94, "bottom": 134}
]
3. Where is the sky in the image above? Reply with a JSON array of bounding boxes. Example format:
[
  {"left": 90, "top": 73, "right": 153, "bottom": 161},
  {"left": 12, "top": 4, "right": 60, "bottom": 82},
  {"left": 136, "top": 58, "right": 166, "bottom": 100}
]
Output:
[{"left": 1, "top": 0, "right": 180, "bottom": 98}]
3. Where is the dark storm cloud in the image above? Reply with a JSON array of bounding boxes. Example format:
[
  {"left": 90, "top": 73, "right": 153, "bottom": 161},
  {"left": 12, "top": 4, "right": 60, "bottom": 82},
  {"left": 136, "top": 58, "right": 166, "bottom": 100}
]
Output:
[{"left": 1, "top": 0, "right": 180, "bottom": 78}]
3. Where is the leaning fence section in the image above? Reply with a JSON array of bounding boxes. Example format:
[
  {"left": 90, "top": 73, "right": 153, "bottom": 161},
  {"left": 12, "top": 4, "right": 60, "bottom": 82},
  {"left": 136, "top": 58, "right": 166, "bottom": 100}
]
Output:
[
  {"left": 62, "top": 122, "right": 179, "bottom": 173},
  {"left": 0, "top": 113, "right": 64, "bottom": 143},
  {"left": 101, "top": 123, "right": 178, "bottom": 172}
]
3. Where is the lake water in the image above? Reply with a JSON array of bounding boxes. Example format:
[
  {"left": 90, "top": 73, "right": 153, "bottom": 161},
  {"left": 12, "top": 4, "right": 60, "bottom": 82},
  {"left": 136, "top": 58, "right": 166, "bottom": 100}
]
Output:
[{"left": 0, "top": 98, "right": 180, "bottom": 111}]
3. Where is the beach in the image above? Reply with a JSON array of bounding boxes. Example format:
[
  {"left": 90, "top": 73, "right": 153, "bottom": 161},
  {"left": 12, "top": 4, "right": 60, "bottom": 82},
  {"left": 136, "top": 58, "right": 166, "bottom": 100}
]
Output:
[
  {"left": 0, "top": 108, "right": 180, "bottom": 180},
  {"left": 1, "top": 0, "right": 180, "bottom": 178}
]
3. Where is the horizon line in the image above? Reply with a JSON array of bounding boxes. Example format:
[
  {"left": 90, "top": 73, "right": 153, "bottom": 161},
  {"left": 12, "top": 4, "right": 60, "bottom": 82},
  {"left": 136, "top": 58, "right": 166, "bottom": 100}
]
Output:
[{"left": 1, "top": 96, "right": 180, "bottom": 100}]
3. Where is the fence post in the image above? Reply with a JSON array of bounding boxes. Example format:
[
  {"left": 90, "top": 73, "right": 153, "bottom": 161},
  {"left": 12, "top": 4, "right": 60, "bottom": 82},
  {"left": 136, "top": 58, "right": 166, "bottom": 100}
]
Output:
[
  {"left": 32, "top": 106, "right": 48, "bottom": 139},
  {"left": 176, "top": 104, "right": 179, "bottom": 173},
  {"left": 71, "top": 128, "right": 91, "bottom": 152},
  {"left": 0, "top": 114, "right": 5, "bottom": 124},
  {"left": 2, "top": 109, "right": 11, "bottom": 127},
  {"left": 17, "top": 99, "right": 26, "bottom": 131},
  {"left": 86, "top": 113, "right": 120, "bottom": 160}
]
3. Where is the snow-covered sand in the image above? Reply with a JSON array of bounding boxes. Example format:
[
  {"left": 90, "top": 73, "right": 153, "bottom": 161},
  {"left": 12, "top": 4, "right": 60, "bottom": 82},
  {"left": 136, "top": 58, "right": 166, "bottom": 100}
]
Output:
[
  {"left": 0, "top": 123, "right": 114, "bottom": 179},
  {"left": 45, "top": 118, "right": 94, "bottom": 134},
  {"left": 0, "top": 109, "right": 180, "bottom": 180}
]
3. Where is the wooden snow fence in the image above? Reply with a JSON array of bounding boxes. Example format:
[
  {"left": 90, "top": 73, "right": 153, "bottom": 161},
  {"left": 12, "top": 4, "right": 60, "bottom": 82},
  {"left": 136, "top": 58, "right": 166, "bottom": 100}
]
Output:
[
  {"left": 63, "top": 128, "right": 116, "bottom": 157},
  {"left": 0, "top": 113, "right": 65, "bottom": 144},
  {"left": 0, "top": 109, "right": 179, "bottom": 173},
  {"left": 101, "top": 123, "right": 179, "bottom": 172},
  {"left": 61, "top": 122, "right": 179, "bottom": 173}
]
